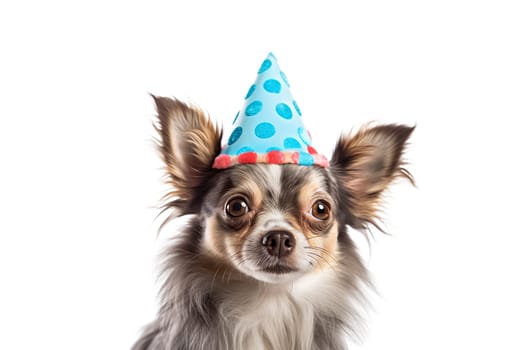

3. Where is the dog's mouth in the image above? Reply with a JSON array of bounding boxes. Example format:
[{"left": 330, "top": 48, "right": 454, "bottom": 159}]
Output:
[{"left": 261, "top": 264, "right": 297, "bottom": 274}]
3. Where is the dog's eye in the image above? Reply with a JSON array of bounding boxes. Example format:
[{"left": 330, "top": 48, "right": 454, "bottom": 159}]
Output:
[
  {"left": 311, "top": 200, "right": 330, "bottom": 220},
  {"left": 225, "top": 197, "right": 250, "bottom": 217}
]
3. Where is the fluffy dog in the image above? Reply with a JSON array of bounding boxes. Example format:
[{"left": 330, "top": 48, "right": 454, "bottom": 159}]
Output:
[{"left": 132, "top": 95, "right": 414, "bottom": 350}]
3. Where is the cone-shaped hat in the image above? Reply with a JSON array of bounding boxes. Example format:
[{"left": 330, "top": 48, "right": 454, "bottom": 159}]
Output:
[{"left": 213, "top": 53, "right": 328, "bottom": 169}]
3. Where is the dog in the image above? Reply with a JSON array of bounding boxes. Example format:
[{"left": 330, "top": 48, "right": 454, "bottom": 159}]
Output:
[{"left": 132, "top": 95, "right": 414, "bottom": 350}]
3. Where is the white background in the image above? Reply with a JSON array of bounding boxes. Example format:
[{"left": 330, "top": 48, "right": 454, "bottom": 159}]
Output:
[{"left": 1, "top": 1, "right": 524, "bottom": 349}]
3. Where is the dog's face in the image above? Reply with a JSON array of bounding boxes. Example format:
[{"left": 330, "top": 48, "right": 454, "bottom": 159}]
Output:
[
  {"left": 200, "top": 164, "right": 339, "bottom": 283},
  {"left": 153, "top": 96, "right": 413, "bottom": 283}
]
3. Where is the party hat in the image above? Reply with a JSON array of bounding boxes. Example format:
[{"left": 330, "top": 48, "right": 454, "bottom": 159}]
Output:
[{"left": 213, "top": 53, "right": 328, "bottom": 169}]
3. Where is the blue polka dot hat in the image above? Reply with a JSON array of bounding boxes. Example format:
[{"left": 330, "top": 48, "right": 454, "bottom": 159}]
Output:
[{"left": 213, "top": 53, "right": 329, "bottom": 169}]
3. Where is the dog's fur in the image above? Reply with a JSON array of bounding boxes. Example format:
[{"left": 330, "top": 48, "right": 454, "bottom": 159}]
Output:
[{"left": 133, "top": 96, "right": 414, "bottom": 350}]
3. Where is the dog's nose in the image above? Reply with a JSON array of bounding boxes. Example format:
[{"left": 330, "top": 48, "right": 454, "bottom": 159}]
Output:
[{"left": 261, "top": 231, "right": 295, "bottom": 257}]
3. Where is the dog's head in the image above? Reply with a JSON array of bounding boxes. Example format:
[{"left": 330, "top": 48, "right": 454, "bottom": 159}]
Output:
[{"left": 154, "top": 96, "right": 413, "bottom": 284}]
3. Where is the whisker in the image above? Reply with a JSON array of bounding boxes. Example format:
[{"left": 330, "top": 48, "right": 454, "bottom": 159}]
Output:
[
  {"left": 305, "top": 246, "right": 338, "bottom": 264},
  {"left": 305, "top": 250, "right": 337, "bottom": 272},
  {"left": 221, "top": 266, "right": 229, "bottom": 282}
]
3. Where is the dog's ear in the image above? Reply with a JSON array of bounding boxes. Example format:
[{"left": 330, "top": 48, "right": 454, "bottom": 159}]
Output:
[
  {"left": 330, "top": 124, "right": 414, "bottom": 229},
  {"left": 153, "top": 96, "right": 222, "bottom": 208}
]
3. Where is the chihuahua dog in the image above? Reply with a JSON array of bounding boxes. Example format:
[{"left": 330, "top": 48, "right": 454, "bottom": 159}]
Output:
[{"left": 132, "top": 96, "right": 413, "bottom": 350}]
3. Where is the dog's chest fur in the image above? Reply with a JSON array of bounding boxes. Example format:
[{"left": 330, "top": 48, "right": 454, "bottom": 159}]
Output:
[
  {"left": 214, "top": 270, "right": 349, "bottom": 350},
  {"left": 225, "top": 288, "right": 314, "bottom": 350}
]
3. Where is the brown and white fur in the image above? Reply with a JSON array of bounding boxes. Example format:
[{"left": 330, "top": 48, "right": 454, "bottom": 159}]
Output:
[{"left": 132, "top": 96, "right": 414, "bottom": 350}]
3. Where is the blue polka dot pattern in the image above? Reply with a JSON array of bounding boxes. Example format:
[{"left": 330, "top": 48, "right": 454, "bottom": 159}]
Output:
[
  {"left": 258, "top": 59, "right": 272, "bottom": 74},
  {"left": 284, "top": 137, "right": 301, "bottom": 149},
  {"left": 275, "top": 103, "right": 292, "bottom": 119},
  {"left": 263, "top": 79, "right": 281, "bottom": 94},
  {"left": 280, "top": 71, "right": 290, "bottom": 87},
  {"left": 255, "top": 122, "right": 276, "bottom": 139},
  {"left": 228, "top": 127, "right": 243, "bottom": 145},
  {"left": 245, "top": 84, "right": 256, "bottom": 99},
  {"left": 298, "top": 127, "right": 311, "bottom": 145},
  {"left": 245, "top": 101, "right": 263, "bottom": 116},
  {"left": 299, "top": 152, "right": 314, "bottom": 165},
  {"left": 293, "top": 100, "right": 302, "bottom": 116},
  {"left": 236, "top": 146, "right": 255, "bottom": 155},
  {"left": 232, "top": 111, "right": 239, "bottom": 125}
]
